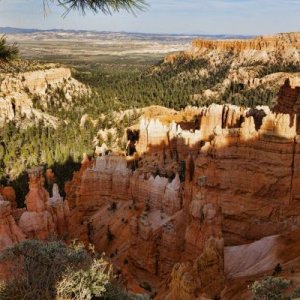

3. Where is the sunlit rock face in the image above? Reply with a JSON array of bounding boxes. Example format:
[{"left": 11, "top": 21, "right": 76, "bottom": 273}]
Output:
[
  {"left": 163, "top": 174, "right": 181, "bottom": 215},
  {"left": 191, "top": 33, "right": 300, "bottom": 52}
]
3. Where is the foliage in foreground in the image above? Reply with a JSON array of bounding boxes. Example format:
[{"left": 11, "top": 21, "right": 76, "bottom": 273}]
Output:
[
  {"left": 0, "top": 35, "right": 19, "bottom": 61},
  {"left": 0, "top": 240, "right": 132, "bottom": 300},
  {"left": 53, "top": 0, "right": 147, "bottom": 15},
  {"left": 250, "top": 276, "right": 300, "bottom": 300}
]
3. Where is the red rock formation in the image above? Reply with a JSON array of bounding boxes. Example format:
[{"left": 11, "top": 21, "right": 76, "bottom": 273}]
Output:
[
  {"left": 0, "top": 196, "right": 25, "bottom": 251},
  {"left": 192, "top": 33, "right": 300, "bottom": 52},
  {"left": 0, "top": 196, "right": 26, "bottom": 281},
  {"left": 18, "top": 167, "right": 69, "bottom": 240},
  {"left": 0, "top": 186, "right": 17, "bottom": 209},
  {"left": 64, "top": 81, "right": 300, "bottom": 298},
  {"left": 48, "top": 183, "right": 70, "bottom": 237}
]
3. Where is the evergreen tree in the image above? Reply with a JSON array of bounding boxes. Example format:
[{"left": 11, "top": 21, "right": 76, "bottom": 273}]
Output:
[{"left": 48, "top": 0, "right": 147, "bottom": 15}]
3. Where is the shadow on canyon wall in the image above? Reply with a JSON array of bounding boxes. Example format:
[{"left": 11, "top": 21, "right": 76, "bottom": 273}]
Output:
[{"left": 2, "top": 156, "right": 81, "bottom": 207}]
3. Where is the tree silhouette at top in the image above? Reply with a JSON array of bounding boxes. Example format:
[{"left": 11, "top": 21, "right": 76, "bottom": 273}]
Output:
[{"left": 49, "top": 0, "right": 147, "bottom": 15}]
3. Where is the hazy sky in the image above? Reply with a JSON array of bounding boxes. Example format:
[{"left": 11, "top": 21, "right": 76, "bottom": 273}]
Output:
[{"left": 0, "top": 0, "right": 299, "bottom": 35}]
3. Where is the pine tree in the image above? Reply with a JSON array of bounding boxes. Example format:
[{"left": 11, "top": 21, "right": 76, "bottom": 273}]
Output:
[{"left": 48, "top": 0, "right": 147, "bottom": 15}]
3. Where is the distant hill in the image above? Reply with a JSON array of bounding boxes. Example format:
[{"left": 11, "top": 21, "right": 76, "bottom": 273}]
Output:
[{"left": 0, "top": 27, "right": 254, "bottom": 40}]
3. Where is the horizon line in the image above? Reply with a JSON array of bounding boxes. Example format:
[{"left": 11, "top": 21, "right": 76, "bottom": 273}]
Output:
[{"left": 0, "top": 26, "right": 261, "bottom": 37}]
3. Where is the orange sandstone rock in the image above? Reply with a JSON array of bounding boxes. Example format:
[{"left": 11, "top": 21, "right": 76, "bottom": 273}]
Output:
[
  {"left": 0, "top": 186, "right": 17, "bottom": 209},
  {"left": 0, "top": 198, "right": 25, "bottom": 251}
]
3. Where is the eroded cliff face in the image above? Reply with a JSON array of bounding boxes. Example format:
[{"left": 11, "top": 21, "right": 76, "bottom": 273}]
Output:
[
  {"left": 188, "top": 33, "right": 300, "bottom": 70},
  {"left": 191, "top": 33, "right": 300, "bottom": 52},
  {"left": 65, "top": 154, "right": 224, "bottom": 298},
  {"left": 0, "top": 65, "right": 89, "bottom": 127}
]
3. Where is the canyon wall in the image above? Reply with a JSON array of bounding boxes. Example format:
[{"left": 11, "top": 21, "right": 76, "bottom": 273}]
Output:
[
  {"left": 164, "top": 32, "right": 300, "bottom": 105},
  {"left": 191, "top": 33, "right": 300, "bottom": 52},
  {"left": 63, "top": 80, "right": 300, "bottom": 298}
]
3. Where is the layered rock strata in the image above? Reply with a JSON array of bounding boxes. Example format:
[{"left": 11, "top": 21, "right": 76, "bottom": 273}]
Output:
[{"left": 192, "top": 32, "right": 300, "bottom": 52}]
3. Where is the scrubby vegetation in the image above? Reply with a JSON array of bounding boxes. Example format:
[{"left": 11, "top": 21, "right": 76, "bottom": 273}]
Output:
[
  {"left": 0, "top": 240, "right": 133, "bottom": 300},
  {"left": 218, "top": 82, "right": 277, "bottom": 107},
  {"left": 250, "top": 276, "right": 300, "bottom": 300}
]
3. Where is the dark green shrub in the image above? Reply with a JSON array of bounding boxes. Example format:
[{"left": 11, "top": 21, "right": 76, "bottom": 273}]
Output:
[
  {"left": 0, "top": 35, "right": 19, "bottom": 61},
  {"left": 250, "top": 276, "right": 291, "bottom": 300},
  {"left": 0, "top": 240, "right": 123, "bottom": 300},
  {"left": 273, "top": 263, "right": 283, "bottom": 276}
]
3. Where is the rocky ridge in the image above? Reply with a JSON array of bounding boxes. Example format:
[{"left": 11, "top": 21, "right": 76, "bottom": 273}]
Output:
[
  {"left": 163, "top": 32, "right": 300, "bottom": 105},
  {"left": 0, "top": 64, "right": 89, "bottom": 127},
  {"left": 191, "top": 32, "right": 300, "bottom": 52}
]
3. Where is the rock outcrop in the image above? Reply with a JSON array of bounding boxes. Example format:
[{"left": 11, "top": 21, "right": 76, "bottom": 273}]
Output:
[
  {"left": 0, "top": 66, "right": 89, "bottom": 127},
  {"left": 192, "top": 32, "right": 300, "bottom": 52},
  {"left": 0, "top": 186, "right": 17, "bottom": 209},
  {"left": 0, "top": 196, "right": 25, "bottom": 251},
  {"left": 0, "top": 166, "right": 69, "bottom": 254}
]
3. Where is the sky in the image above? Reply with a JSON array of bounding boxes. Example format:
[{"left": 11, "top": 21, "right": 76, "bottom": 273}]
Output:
[{"left": 0, "top": 0, "right": 299, "bottom": 35}]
